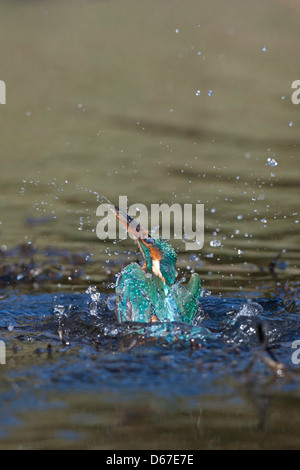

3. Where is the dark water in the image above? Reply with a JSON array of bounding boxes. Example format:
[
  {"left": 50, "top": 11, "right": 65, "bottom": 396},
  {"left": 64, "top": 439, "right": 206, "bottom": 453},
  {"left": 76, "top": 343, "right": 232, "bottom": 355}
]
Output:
[
  {"left": 0, "top": 0, "right": 300, "bottom": 450},
  {"left": 1, "top": 279, "right": 300, "bottom": 449}
]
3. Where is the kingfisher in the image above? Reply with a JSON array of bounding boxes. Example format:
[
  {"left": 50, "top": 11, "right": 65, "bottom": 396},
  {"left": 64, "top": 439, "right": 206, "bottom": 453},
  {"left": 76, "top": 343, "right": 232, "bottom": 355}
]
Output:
[{"left": 113, "top": 206, "right": 202, "bottom": 324}]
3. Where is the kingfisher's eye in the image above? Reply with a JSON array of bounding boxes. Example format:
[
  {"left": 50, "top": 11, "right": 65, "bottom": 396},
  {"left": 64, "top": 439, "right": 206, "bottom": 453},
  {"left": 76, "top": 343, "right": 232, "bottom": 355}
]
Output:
[{"left": 146, "top": 237, "right": 155, "bottom": 245}]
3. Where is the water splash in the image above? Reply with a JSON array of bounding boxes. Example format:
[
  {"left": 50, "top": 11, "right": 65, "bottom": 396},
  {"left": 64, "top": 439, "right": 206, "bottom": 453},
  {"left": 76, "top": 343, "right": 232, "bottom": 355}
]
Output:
[
  {"left": 101, "top": 320, "right": 214, "bottom": 342},
  {"left": 224, "top": 302, "right": 266, "bottom": 345},
  {"left": 86, "top": 285, "right": 101, "bottom": 315},
  {"left": 106, "top": 294, "right": 116, "bottom": 312},
  {"left": 86, "top": 285, "right": 101, "bottom": 302},
  {"left": 53, "top": 304, "right": 66, "bottom": 318}
]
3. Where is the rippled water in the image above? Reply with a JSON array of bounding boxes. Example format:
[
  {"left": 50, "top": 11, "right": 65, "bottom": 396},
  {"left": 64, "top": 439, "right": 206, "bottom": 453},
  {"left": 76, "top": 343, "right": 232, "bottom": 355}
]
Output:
[
  {"left": 0, "top": 0, "right": 300, "bottom": 450},
  {"left": 1, "top": 284, "right": 300, "bottom": 449}
]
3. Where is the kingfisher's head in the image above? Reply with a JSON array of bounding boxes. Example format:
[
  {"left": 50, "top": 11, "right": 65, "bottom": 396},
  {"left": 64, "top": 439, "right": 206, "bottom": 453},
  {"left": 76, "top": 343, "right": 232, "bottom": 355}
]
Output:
[{"left": 113, "top": 205, "right": 177, "bottom": 286}]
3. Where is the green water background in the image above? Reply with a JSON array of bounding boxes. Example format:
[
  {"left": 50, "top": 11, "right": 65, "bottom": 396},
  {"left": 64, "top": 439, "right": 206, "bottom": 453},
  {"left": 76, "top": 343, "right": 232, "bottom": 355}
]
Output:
[{"left": 0, "top": 0, "right": 300, "bottom": 449}]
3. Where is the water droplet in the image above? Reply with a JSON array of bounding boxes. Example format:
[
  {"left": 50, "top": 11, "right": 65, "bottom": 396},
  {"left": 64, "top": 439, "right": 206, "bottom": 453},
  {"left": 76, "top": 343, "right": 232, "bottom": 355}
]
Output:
[
  {"left": 208, "top": 89, "right": 213, "bottom": 96},
  {"left": 267, "top": 157, "right": 278, "bottom": 167},
  {"left": 237, "top": 214, "right": 243, "bottom": 220},
  {"left": 210, "top": 240, "right": 221, "bottom": 247},
  {"left": 175, "top": 28, "right": 179, "bottom": 33},
  {"left": 262, "top": 46, "right": 267, "bottom": 52},
  {"left": 195, "top": 90, "right": 201, "bottom": 96},
  {"left": 289, "top": 121, "right": 293, "bottom": 127}
]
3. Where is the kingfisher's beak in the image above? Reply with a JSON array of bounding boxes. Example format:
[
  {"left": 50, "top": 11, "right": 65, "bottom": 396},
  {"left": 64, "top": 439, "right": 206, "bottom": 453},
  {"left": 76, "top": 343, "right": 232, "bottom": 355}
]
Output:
[
  {"left": 112, "top": 205, "right": 165, "bottom": 282},
  {"left": 112, "top": 205, "right": 149, "bottom": 241}
]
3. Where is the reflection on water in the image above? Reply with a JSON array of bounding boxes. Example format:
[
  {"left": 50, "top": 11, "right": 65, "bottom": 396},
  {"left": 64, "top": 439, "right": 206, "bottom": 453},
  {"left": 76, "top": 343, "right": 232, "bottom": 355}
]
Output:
[
  {"left": 0, "top": 0, "right": 300, "bottom": 450},
  {"left": 2, "top": 390, "right": 300, "bottom": 450}
]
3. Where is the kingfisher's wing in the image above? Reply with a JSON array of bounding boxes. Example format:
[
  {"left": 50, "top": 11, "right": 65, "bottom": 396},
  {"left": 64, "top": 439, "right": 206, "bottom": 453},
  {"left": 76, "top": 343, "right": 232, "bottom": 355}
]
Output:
[
  {"left": 171, "top": 273, "right": 202, "bottom": 323},
  {"left": 115, "top": 263, "right": 158, "bottom": 322},
  {"left": 115, "top": 262, "right": 182, "bottom": 323}
]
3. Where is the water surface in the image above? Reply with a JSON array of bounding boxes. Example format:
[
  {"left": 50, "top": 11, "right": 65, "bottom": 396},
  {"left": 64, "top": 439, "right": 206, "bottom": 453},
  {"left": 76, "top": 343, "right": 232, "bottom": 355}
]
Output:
[{"left": 0, "top": 0, "right": 300, "bottom": 449}]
